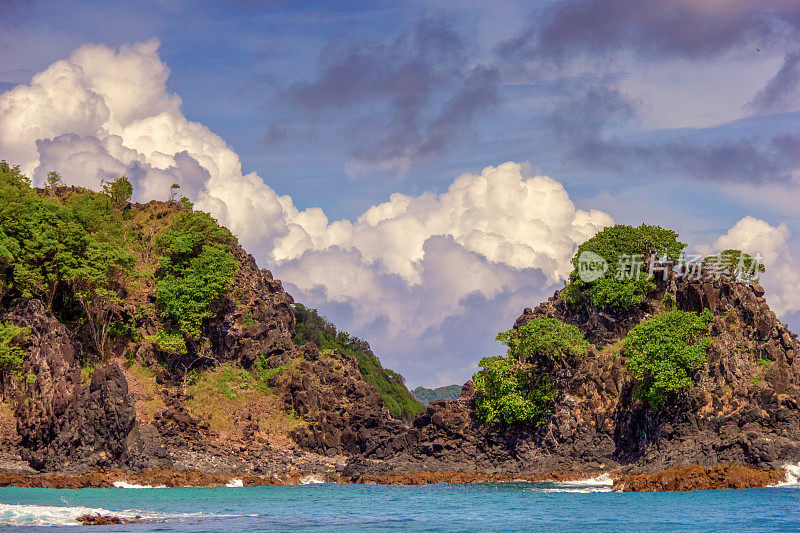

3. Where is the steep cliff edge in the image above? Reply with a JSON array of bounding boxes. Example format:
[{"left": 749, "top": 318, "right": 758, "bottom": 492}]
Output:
[
  {"left": 360, "top": 264, "right": 800, "bottom": 477},
  {"left": 0, "top": 166, "right": 420, "bottom": 474}
]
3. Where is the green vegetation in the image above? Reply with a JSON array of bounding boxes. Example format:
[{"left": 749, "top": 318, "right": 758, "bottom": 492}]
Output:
[
  {"left": 0, "top": 161, "right": 238, "bottom": 361},
  {"left": 292, "top": 304, "right": 423, "bottom": 418},
  {"left": 154, "top": 211, "right": 238, "bottom": 339},
  {"left": 563, "top": 224, "right": 686, "bottom": 310},
  {"left": 185, "top": 362, "right": 301, "bottom": 437},
  {"left": 411, "top": 384, "right": 462, "bottom": 405},
  {"left": 242, "top": 308, "right": 254, "bottom": 327},
  {"left": 757, "top": 358, "right": 771, "bottom": 367},
  {"left": 254, "top": 354, "right": 292, "bottom": 382},
  {"left": 661, "top": 291, "right": 676, "bottom": 310},
  {"left": 497, "top": 317, "right": 590, "bottom": 363},
  {"left": 45, "top": 170, "right": 63, "bottom": 191},
  {"left": 101, "top": 176, "right": 133, "bottom": 210},
  {"left": 0, "top": 162, "right": 134, "bottom": 357},
  {"left": 145, "top": 330, "right": 188, "bottom": 355},
  {"left": 701, "top": 249, "right": 765, "bottom": 280},
  {"left": 623, "top": 308, "right": 713, "bottom": 410},
  {"left": 0, "top": 322, "right": 28, "bottom": 377},
  {"left": 191, "top": 363, "right": 269, "bottom": 399},
  {"left": 474, "top": 317, "right": 588, "bottom": 425}
]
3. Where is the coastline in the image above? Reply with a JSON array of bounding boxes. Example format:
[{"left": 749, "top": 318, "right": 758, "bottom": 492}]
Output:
[{"left": 0, "top": 463, "right": 787, "bottom": 492}]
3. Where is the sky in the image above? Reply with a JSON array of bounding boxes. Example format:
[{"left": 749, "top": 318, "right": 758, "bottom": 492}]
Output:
[{"left": 0, "top": 0, "right": 799, "bottom": 387}]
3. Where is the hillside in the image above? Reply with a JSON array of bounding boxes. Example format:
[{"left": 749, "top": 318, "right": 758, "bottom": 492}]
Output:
[
  {"left": 0, "top": 162, "right": 420, "bottom": 474},
  {"left": 358, "top": 225, "right": 800, "bottom": 479},
  {"left": 2, "top": 163, "right": 798, "bottom": 488},
  {"left": 412, "top": 385, "right": 462, "bottom": 405}
]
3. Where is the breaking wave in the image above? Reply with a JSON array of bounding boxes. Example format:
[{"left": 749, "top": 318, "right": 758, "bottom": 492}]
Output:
[
  {"left": 536, "top": 473, "right": 614, "bottom": 493},
  {"left": 300, "top": 474, "right": 326, "bottom": 484},
  {"left": 0, "top": 502, "right": 155, "bottom": 527},
  {"left": 112, "top": 480, "right": 167, "bottom": 489},
  {"left": 772, "top": 462, "right": 800, "bottom": 487}
]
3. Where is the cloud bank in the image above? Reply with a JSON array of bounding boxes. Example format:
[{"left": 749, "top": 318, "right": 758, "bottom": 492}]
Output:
[
  {"left": 0, "top": 41, "right": 614, "bottom": 386},
  {"left": 2, "top": 40, "right": 798, "bottom": 385}
]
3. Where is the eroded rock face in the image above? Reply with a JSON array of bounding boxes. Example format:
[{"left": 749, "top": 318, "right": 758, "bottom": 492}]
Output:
[
  {"left": 206, "top": 246, "right": 296, "bottom": 369},
  {"left": 363, "top": 275, "right": 800, "bottom": 475},
  {"left": 0, "top": 299, "right": 82, "bottom": 466},
  {"left": 36, "top": 364, "right": 136, "bottom": 471},
  {"left": 276, "top": 343, "right": 404, "bottom": 457}
]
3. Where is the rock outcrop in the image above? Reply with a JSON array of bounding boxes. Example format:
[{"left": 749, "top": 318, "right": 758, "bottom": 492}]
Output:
[
  {"left": 38, "top": 364, "right": 136, "bottom": 471},
  {"left": 0, "top": 299, "right": 82, "bottom": 468},
  {"left": 358, "top": 273, "right": 800, "bottom": 477},
  {"left": 612, "top": 464, "right": 786, "bottom": 492},
  {"left": 279, "top": 343, "right": 404, "bottom": 457},
  {"left": 0, "top": 198, "right": 410, "bottom": 475}
]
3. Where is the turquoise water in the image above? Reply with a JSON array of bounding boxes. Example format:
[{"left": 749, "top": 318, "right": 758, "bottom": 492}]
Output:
[{"left": 0, "top": 478, "right": 799, "bottom": 531}]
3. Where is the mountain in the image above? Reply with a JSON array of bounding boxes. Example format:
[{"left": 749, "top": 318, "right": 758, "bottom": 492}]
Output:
[
  {"left": 0, "top": 164, "right": 421, "bottom": 475},
  {"left": 1, "top": 165, "right": 798, "bottom": 491},
  {"left": 412, "top": 385, "right": 462, "bottom": 405},
  {"left": 353, "top": 227, "right": 800, "bottom": 485}
]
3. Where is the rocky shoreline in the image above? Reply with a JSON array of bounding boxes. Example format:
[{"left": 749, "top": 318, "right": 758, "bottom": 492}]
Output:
[
  {"left": 1, "top": 191, "right": 799, "bottom": 499},
  {"left": 0, "top": 463, "right": 788, "bottom": 492}
]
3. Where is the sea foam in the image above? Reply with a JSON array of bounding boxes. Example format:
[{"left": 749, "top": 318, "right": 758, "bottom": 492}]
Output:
[
  {"left": 112, "top": 481, "right": 167, "bottom": 489},
  {"left": 537, "top": 473, "right": 614, "bottom": 493},
  {"left": 0, "top": 502, "right": 148, "bottom": 527},
  {"left": 772, "top": 462, "right": 800, "bottom": 487}
]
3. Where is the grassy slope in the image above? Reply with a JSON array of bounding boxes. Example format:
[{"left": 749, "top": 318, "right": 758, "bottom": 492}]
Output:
[
  {"left": 292, "top": 304, "right": 423, "bottom": 419},
  {"left": 411, "top": 384, "right": 462, "bottom": 405}
]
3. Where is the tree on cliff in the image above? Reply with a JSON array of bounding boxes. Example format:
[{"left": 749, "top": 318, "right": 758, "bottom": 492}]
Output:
[
  {"left": 562, "top": 224, "right": 686, "bottom": 311},
  {"left": 474, "top": 317, "right": 588, "bottom": 425},
  {"left": 0, "top": 163, "right": 135, "bottom": 357},
  {"left": 101, "top": 176, "right": 133, "bottom": 211},
  {"left": 150, "top": 210, "right": 238, "bottom": 362},
  {"left": 623, "top": 308, "right": 713, "bottom": 409}
]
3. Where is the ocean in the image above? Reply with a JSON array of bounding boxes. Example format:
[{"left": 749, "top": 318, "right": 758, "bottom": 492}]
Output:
[{"left": 0, "top": 473, "right": 799, "bottom": 531}]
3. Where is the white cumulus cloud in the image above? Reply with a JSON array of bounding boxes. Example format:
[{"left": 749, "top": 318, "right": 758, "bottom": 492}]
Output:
[
  {"left": 702, "top": 216, "right": 800, "bottom": 317},
  {"left": 0, "top": 40, "right": 613, "bottom": 386}
]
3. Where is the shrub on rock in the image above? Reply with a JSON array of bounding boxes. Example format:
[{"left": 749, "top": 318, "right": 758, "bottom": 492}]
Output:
[
  {"left": 624, "top": 308, "right": 713, "bottom": 409},
  {"left": 474, "top": 318, "right": 588, "bottom": 425}
]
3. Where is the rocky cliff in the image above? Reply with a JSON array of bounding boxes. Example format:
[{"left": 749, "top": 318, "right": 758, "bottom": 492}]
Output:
[
  {"left": 2, "top": 171, "right": 798, "bottom": 485},
  {"left": 0, "top": 178, "right": 419, "bottom": 475},
  {"left": 357, "top": 272, "right": 800, "bottom": 477}
]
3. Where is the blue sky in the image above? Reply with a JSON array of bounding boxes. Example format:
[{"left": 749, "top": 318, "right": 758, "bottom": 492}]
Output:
[{"left": 1, "top": 0, "right": 799, "bottom": 386}]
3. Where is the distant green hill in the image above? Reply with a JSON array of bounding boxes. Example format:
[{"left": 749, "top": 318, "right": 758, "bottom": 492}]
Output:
[{"left": 411, "top": 385, "right": 462, "bottom": 405}]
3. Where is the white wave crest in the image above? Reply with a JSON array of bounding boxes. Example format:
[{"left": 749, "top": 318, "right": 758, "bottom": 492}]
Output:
[
  {"left": 0, "top": 503, "right": 151, "bottom": 527},
  {"left": 300, "top": 474, "right": 325, "bottom": 484},
  {"left": 537, "top": 473, "right": 614, "bottom": 493},
  {"left": 112, "top": 480, "right": 167, "bottom": 489},
  {"left": 226, "top": 479, "right": 244, "bottom": 487},
  {"left": 772, "top": 462, "right": 800, "bottom": 487}
]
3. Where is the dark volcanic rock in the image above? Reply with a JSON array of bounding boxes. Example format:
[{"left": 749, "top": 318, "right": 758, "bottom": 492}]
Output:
[
  {"left": 206, "top": 246, "right": 296, "bottom": 370},
  {"left": 36, "top": 364, "right": 136, "bottom": 471},
  {"left": 278, "top": 344, "right": 404, "bottom": 457},
  {"left": 359, "top": 274, "right": 800, "bottom": 476},
  {"left": 0, "top": 299, "right": 82, "bottom": 466}
]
